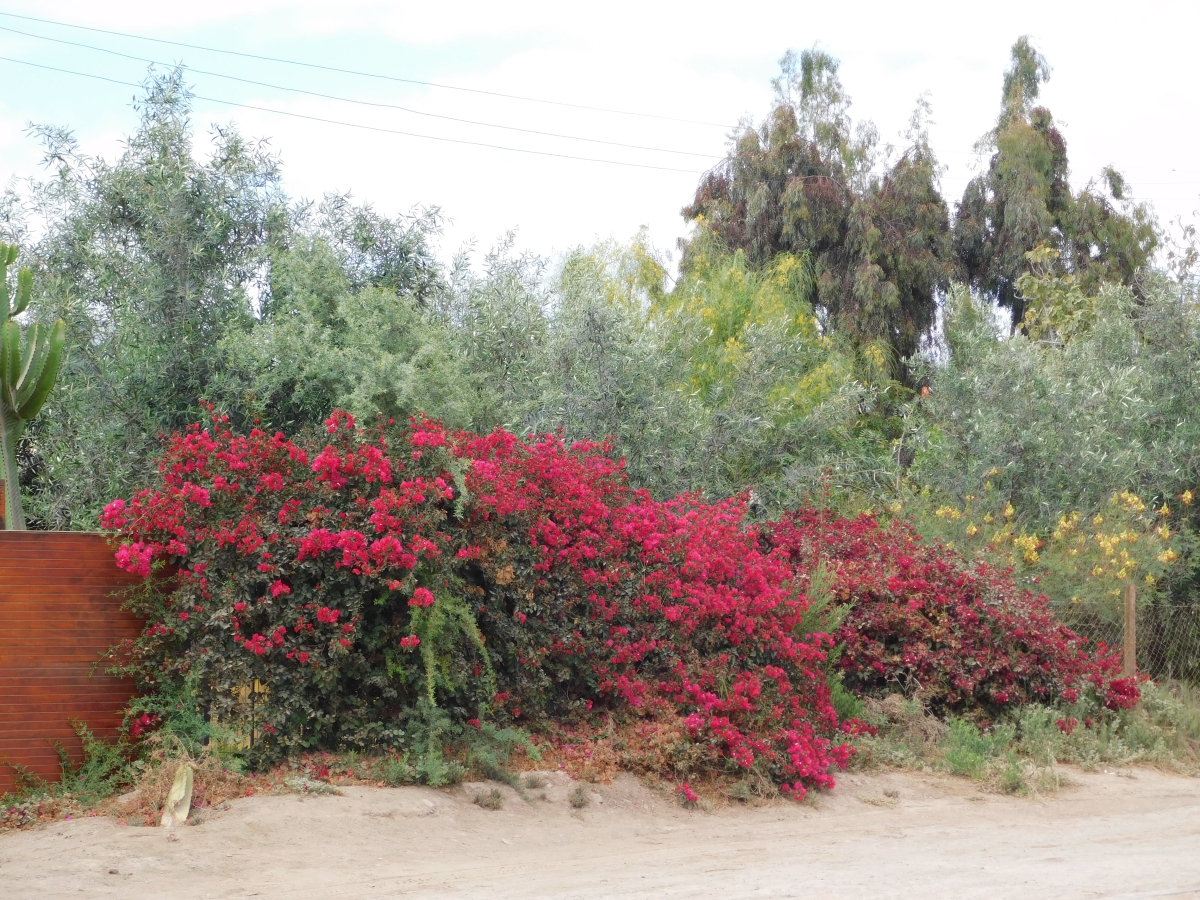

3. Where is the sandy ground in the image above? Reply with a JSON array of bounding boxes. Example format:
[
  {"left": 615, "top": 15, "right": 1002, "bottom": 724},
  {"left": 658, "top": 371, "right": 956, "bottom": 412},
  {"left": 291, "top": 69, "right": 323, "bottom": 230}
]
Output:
[{"left": 2, "top": 767, "right": 1199, "bottom": 899}]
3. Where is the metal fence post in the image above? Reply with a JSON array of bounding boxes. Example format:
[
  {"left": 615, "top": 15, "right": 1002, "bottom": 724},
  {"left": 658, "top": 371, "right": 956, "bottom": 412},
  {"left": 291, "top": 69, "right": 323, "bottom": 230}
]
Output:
[{"left": 1123, "top": 582, "right": 1137, "bottom": 677}]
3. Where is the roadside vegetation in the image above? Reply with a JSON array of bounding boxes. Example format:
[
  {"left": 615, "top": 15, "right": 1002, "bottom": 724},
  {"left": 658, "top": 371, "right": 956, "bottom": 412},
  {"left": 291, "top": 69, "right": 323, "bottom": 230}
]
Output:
[{"left": 4, "top": 36, "right": 1200, "bottom": 827}]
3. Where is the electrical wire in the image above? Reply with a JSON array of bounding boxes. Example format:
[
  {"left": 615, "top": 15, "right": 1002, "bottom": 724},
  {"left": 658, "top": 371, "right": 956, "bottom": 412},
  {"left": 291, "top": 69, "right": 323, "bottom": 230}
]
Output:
[
  {"left": 0, "top": 24, "right": 719, "bottom": 159},
  {"left": 0, "top": 10, "right": 735, "bottom": 129},
  {"left": 0, "top": 54, "right": 711, "bottom": 174}
]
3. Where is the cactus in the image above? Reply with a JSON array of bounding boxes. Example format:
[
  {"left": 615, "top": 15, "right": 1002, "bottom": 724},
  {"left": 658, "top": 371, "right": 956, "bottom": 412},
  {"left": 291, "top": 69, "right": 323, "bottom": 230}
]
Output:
[{"left": 0, "top": 244, "right": 66, "bottom": 530}]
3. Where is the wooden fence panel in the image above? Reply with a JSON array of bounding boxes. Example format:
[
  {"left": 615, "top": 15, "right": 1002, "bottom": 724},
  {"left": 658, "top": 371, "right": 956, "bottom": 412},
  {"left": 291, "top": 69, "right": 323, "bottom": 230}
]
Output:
[{"left": 0, "top": 532, "right": 143, "bottom": 795}]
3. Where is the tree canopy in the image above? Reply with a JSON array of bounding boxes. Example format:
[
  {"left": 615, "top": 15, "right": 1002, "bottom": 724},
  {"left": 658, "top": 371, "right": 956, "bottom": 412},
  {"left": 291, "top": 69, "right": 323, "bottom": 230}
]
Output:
[
  {"left": 682, "top": 48, "right": 953, "bottom": 383},
  {"left": 954, "top": 36, "right": 1158, "bottom": 328}
]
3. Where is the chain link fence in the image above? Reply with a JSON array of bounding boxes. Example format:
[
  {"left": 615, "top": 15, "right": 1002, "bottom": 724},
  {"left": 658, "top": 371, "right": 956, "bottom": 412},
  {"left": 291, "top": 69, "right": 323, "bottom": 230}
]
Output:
[{"left": 1050, "top": 600, "right": 1200, "bottom": 684}]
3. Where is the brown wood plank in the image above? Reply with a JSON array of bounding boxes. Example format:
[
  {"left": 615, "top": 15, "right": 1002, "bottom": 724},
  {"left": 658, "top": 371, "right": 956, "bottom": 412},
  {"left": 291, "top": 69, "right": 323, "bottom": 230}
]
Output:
[{"left": 0, "top": 532, "right": 147, "bottom": 795}]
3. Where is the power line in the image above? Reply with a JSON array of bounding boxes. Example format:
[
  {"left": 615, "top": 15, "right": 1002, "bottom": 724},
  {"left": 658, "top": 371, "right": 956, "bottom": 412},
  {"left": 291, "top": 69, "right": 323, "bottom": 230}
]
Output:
[
  {"left": 0, "top": 24, "right": 719, "bottom": 159},
  {"left": 0, "top": 10, "right": 734, "bottom": 130},
  {"left": 0, "top": 55, "right": 711, "bottom": 174}
]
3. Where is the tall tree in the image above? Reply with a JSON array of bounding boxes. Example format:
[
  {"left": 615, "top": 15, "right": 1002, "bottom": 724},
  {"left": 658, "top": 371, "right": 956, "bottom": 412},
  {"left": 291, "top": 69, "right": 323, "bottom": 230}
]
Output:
[
  {"left": 953, "top": 37, "right": 1158, "bottom": 328},
  {"left": 12, "top": 70, "right": 288, "bottom": 526},
  {"left": 682, "top": 49, "right": 952, "bottom": 382}
]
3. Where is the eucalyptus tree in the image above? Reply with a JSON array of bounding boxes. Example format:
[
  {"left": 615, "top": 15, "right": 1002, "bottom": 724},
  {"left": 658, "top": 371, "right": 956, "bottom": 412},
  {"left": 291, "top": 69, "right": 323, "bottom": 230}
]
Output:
[
  {"left": 682, "top": 48, "right": 954, "bottom": 383},
  {"left": 954, "top": 37, "right": 1157, "bottom": 329}
]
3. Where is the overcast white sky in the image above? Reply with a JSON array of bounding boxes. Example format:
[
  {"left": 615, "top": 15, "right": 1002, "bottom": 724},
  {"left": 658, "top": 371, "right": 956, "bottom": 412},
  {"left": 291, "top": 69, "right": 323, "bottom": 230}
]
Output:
[{"left": 0, "top": 0, "right": 1196, "bottom": 266}]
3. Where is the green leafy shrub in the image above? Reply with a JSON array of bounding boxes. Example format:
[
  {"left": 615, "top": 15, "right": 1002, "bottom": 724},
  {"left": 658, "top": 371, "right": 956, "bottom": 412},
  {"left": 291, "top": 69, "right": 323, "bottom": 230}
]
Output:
[{"left": 941, "top": 719, "right": 1015, "bottom": 779}]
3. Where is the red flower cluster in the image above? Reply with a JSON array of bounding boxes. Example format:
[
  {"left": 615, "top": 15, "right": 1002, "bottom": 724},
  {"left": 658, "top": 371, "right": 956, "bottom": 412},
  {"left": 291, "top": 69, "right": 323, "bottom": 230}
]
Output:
[
  {"left": 458, "top": 431, "right": 849, "bottom": 789},
  {"left": 127, "top": 712, "right": 158, "bottom": 737},
  {"left": 766, "top": 511, "right": 1136, "bottom": 713}
]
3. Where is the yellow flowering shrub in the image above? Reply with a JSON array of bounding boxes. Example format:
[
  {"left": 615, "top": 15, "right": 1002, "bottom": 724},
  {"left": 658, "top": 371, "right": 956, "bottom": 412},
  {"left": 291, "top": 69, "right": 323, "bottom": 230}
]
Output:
[{"left": 894, "top": 478, "right": 1195, "bottom": 621}]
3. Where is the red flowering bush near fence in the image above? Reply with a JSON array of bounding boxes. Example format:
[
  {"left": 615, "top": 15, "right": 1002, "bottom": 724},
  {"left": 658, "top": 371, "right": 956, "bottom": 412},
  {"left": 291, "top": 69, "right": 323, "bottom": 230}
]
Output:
[
  {"left": 766, "top": 511, "right": 1138, "bottom": 714},
  {"left": 104, "top": 411, "right": 848, "bottom": 793},
  {"left": 103, "top": 410, "right": 1132, "bottom": 793}
]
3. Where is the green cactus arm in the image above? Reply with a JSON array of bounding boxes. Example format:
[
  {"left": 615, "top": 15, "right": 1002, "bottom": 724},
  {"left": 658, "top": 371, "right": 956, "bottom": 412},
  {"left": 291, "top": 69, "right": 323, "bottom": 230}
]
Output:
[
  {"left": 15, "top": 324, "right": 49, "bottom": 408},
  {"left": 2, "top": 319, "right": 18, "bottom": 395},
  {"left": 0, "top": 322, "right": 8, "bottom": 396},
  {"left": 15, "top": 322, "right": 39, "bottom": 388},
  {"left": 16, "top": 318, "right": 65, "bottom": 421},
  {"left": 4, "top": 245, "right": 16, "bottom": 266},
  {"left": 12, "top": 269, "right": 32, "bottom": 317}
]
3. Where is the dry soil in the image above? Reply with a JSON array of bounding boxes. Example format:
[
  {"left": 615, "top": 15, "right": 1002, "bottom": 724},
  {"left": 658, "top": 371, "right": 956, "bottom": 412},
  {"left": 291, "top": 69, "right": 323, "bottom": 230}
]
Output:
[{"left": 2, "top": 766, "right": 1199, "bottom": 899}]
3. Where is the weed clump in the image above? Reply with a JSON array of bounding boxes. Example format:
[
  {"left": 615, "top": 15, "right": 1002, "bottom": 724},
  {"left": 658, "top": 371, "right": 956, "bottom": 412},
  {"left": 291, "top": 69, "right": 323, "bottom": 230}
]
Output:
[
  {"left": 473, "top": 787, "right": 503, "bottom": 810},
  {"left": 568, "top": 785, "right": 589, "bottom": 809}
]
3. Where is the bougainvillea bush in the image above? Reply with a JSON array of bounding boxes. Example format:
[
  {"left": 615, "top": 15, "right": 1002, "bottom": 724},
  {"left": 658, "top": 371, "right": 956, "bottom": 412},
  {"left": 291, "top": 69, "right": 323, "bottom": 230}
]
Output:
[
  {"left": 103, "top": 410, "right": 849, "bottom": 795},
  {"left": 766, "top": 511, "right": 1139, "bottom": 715},
  {"left": 103, "top": 410, "right": 1134, "bottom": 796}
]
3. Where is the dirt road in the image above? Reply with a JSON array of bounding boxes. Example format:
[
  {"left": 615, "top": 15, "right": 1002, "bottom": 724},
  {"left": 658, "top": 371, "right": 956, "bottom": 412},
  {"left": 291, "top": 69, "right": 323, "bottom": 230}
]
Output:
[{"left": 2, "top": 767, "right": 1199, "bottom": 899}]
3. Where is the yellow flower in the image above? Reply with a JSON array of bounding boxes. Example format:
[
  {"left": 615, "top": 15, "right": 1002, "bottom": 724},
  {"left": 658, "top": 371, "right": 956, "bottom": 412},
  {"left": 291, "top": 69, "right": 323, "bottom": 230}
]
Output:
[
  {"left": 1182, "top": 490, "right": 1194, "bottom": 507},
  {"left": 966, "top": 523, "right": 979, "bottom": 537},
  {"left": 1013, "top": 533, "right": 1041, "bottom": 563},
  {"left": 1070, "top": 595, "right": 1082, "bottom": 603},
  {"left": 1093, "top": 515, "right": 1105, "bottom": 526},
  {"left": 1004, "top": 503, "right": 1015, "bottom": 519},
  {"left": 1159, "top": 503, "right": 1171, "bottom": 517},
  {"left": 1120, "top": 491, "right": 1147, "bottom": 513},
  {"left": 1158, "top": 525, "right": 1171, "bottom": 541},
  {"left": 1158, "top": 549, "right": 1179, "bottom": 564},
  {"left": 965, "top": 494, "right": 976, "bottom": 502},
  {"left": 983, "top": 513, "right": 994, "bottom": 524},
  {"left": 1145, "top": 574, "right": 1156, "bottom": 586},
  {"left": 1091, "top": 566, "right": 1106, "bottom": 576}
]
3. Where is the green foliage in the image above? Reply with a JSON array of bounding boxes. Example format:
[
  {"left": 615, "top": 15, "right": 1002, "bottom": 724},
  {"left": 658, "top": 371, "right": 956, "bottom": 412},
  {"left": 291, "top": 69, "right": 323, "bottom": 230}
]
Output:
[
  {"left": 2, "top": 722, "right": 129, "bottom": 824},
  {"left": 221, "top": 207, "right": 451, "bottom": 433},
  {"left": 794, "top": 560, "right": 862, "bottom": 722},
  {"left": 8, "top": 71, "right": 286, "bottom": 527},
  {"left": 941, "top": 718, "right": 1016, "bottom": 779},
  {"left": 914, "top": 275, "right": 1200, "bottom": 529},
  {"left": 54, "top": 722, "right": 129, "bottom": 803},
  {"left": 1017, "top": 245, "right": 1094, "bottom": 343},
  {"left": 855, "top": 681, "right": 1200, "bottom": 787},
  {"left": 954, "top": 37, "right": 1157, "bottom": 328},
  {"left": 466, "top": 722, "right": 541, "bottom": 792},
  {"left": 682, "top": 47, "right": 953, "bottom": 382}
]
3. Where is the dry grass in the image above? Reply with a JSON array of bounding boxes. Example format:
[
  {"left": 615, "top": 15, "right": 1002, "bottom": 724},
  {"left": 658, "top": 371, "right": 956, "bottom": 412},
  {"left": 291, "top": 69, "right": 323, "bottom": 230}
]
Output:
[
  {"left": 473, "top": 787, "right": 504, "bottom": 810},
  {"left": 568, "top": 785, "right": 589, "bottom": 809}
]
